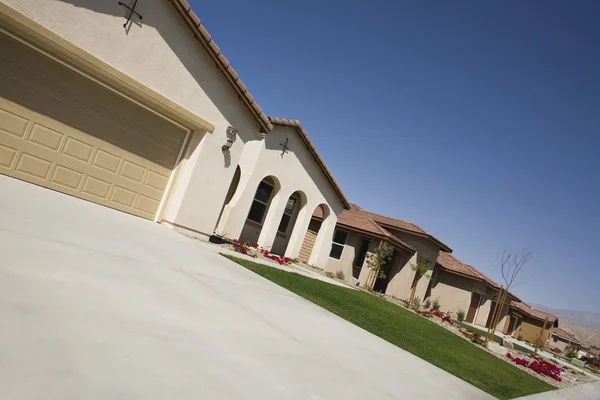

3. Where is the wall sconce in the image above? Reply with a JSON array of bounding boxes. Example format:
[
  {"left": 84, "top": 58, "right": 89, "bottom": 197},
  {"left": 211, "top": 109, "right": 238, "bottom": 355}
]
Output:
[{"left": 222, "top": 126, "right": 237, "bottom": 151}]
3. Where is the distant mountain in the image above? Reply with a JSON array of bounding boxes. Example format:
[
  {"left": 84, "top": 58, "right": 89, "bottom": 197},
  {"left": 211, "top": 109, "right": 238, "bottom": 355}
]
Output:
[
  {"left": 530, "top": 304, "right": 600, "bottom": 347},
  {"left": 529, "top": 304, "right": 600, "bottom": 330}
]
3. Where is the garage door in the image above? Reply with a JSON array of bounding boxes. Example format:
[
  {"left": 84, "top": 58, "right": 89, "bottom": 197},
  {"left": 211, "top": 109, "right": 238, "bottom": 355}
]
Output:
[{"left": 0, "top": 32, "right": 187, "bottom": 220}]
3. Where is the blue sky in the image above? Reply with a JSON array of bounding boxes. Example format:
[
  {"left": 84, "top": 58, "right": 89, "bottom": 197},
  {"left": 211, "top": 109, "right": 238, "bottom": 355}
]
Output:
[{"left": 190, "top": 0, "right": 600, "bottom": 312}]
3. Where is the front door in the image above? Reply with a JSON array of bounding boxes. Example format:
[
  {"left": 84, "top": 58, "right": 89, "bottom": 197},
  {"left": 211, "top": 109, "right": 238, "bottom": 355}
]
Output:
[{"left": 466, "top": 292, "right": 482, "bottom": 323}]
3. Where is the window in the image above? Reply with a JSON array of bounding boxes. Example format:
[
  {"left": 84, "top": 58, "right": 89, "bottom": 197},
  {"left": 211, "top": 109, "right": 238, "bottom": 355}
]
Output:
[
  {"left": 277, "top": 197, "right": 297, "bottom": 234},
  {"left": 329, "top": 229, "right": 349, "bottom": 260},
  {"left": 247, "top": 181, "right": 274, "bottom": 224}
]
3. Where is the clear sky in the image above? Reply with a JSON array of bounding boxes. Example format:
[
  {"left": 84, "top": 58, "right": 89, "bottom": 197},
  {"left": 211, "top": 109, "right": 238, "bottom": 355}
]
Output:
[{"left": 190, "top": 0, "right": 600, "bottom": 312}]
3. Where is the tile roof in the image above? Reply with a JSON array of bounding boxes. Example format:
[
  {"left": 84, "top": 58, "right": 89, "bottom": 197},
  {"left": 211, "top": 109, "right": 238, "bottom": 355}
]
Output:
[
  {"left": 334, "top": 204, "right": 452, "bottom": 252},
  {"left": 436, "top": 251, "right": 500, "bottom": 289},
  {"left": 268, "top": 117, "right": 350, "bottom": 209},
  {"left": 552, "top": 328, "right": 582, "bottom": 345},
  {"left": 312, "top": 203, "right": 414, "bottom": 251},
  {"left": 510, "top": 300, "right": 559, "bottom": 325},
  {"left": 170, "top": 0, "right": 272, "bottom": 133}
]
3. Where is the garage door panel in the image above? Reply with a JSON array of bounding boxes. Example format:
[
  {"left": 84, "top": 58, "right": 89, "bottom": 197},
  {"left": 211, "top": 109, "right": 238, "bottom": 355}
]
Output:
[
  {"left": 0, "top": 33, "right": 187, "bottom": 220},
  {"left": 2, "top": 41, "right": 184, "bottom": 169}
]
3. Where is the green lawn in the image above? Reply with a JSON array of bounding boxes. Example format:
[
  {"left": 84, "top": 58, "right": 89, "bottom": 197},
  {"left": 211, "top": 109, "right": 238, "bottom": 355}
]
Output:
[{"left": 223, "top": 254, "right": 554, "bottom": 400}]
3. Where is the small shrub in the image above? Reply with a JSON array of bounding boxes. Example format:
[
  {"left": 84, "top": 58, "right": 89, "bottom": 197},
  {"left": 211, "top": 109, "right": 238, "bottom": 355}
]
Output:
[
  {"left": 423, "top": 298, "right": 431, "bottom": 309},
  {"left": 517, "top": 334, "right": 524, "bottom": 341},
  {"left": 325, "top": 271, "right": 334, "bottom": 278},
  {"left": 334, "top": 270, "right": 346, "bottom": 280},
  {"left": 565, "top": 344, "right": 578, "bottom": 359},
  {"left": 457, "top": 309, "right": 465, "bottom": 322},
  {"left": 410, "top": 296, "right": 421, "bottom": 311},
  {"left": 432, "top": 297, "right": 441, "bottom": 312}
]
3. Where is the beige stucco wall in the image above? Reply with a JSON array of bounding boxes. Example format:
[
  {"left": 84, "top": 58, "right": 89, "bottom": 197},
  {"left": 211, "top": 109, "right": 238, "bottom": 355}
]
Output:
[
  {"left": 217, "top": 126, "right": 345, "bottom": 268},
  {"left": 427, "top": 271, "right": 473, "bottom": 315},
  {"left": 3, "top": 0, "right": 260, "bottom": 235},
  {"left": 325, "top": 230, "right": 364, "bottom": 277},
  {"left": 517, "top": 317, "right": 552, "bottom": 345},
  {"left": 550, "top": 336, "right": 570, "bottom": 352},
  {"left": 384, "top": 231, "right": 440, "bottom": 301}
]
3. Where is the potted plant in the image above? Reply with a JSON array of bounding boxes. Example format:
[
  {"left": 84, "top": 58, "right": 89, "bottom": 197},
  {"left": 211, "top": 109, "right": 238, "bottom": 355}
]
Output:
[{"left": 209, "top": 231, "right": 229, "bottom": 244}]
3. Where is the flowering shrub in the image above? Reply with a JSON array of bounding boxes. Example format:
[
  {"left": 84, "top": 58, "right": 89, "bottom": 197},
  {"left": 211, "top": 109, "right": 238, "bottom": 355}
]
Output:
[
  {"left": 232, "top": 240, "right": 249, "bottom": 255},
  {"left": 507, "top": 353, "right": 529, "bottom": 366},
  {"left": 506, "top": 353, "right": 563, "bottom": 381},
  {"left": 230, "top": 240, "right": 291, "bottom": 265},
  {"left": 460, "top": 329, "right": 485, "bottom": 345},
  {"left": 417, "top": 309, "right": 454, "bottom": 326}
]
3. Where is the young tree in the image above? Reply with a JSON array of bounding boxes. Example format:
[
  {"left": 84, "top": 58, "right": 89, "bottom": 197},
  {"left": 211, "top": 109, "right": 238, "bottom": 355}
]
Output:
[
  {"left": 486, "top": 247, "right": 533, "bottom": 342},
  {"left": 407, "top": 257, "right": 431, "bottom": 306},
  {"left": 496, "top": 247, "right": 532, "bottom": 290},
  {"left": 364, "top": 242, "right": 394, "bottom": 289}
]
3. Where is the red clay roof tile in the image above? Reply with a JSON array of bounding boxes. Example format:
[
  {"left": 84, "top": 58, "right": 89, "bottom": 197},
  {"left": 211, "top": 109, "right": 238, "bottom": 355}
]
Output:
[{"left": 510, "top": 301, "right": 558, "bottom": 324}]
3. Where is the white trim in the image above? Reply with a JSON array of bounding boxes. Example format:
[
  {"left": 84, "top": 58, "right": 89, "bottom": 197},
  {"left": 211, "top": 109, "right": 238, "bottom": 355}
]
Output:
[
  {"left": 0, "top": 28, "right": 189, "bottom": 132},
  {"left": 154, "top": 129, "right": 191, "bottom": 222}
]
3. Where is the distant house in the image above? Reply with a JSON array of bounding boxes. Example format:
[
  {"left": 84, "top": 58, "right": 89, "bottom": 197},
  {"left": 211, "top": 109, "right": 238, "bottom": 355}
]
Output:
[
  {"left": 507, "top": 301, "right": 559, "bottom": 344},
  {"left": 550, "top": 328, "right": 582, "bottom": 352},
  {"left": 426, "top": 252, "right": 520, "bottom": 327},
  {"left": 302, "top": 204, "right": 451, "bottom": 302}
]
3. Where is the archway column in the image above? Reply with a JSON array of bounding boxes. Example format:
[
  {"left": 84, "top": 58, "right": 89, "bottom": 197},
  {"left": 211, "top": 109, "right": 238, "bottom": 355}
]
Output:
[
  {"left": 256, "top": 191, "right": 287, "bottom": 250},
  {"left": 308, "top": 211, "right": 337, "bottom": 269},
  {"left": 216, "top": 172, "right": 258, "bottom": 239},
  {"left": 284, "top": 202, "right": 313, "bottom": 259}
]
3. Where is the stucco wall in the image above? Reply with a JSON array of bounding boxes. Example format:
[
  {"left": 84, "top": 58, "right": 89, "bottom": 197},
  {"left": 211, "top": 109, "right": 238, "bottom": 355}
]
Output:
[
  {"left": 517, "top": 317, "right": 552, "bottom": 345},
  {"left": 3, "top": 0, "right": 262, "bottom": 235},
  {"left": 326, "top": 230, "right": 364, "bottom": 277},
  {"left": 428, "top": 270, "right": 474, "bottom": 315},
  {"left": 550, "top": 336, "right": 570, "bottom": 352},
  {"left": 384, "top": 231, "right": 440, "bottom": 301},
  {"left": 217, "top": 126, "right": 345, "bottom": 268}
]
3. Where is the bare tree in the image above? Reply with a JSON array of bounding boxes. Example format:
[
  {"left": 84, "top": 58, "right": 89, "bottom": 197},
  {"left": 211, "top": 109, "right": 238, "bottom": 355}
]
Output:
[
  {"left": 485, "top": 247, "right": 533, "bottom": 344},
  {"left": 495, "top": 247, "right": 533, "bottom": 290}
]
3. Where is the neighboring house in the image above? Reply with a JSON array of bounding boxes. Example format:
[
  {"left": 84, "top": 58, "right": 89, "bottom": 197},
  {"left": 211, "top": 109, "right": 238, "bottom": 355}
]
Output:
[
  {"left": 303, "top": 204, "right": 452, "bottom": 302},
  {"left": 550, "top": 328, "right": 582, "bottom": 353},
  {"left": 0, "top": 1, "right": 351, "bottom": 268},
  {"left": 506, "top": 301, "right": 559, "bottom": 344},
  {"left": 429, "top": 252, "right": 497, "bottom": 324}
]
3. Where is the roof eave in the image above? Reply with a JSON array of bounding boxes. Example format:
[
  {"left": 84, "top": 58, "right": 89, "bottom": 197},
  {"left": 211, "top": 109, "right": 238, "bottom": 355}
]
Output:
[
  {"left": 169, "top": 0, "right": 273, "bottom": 133},
  {"left": 377, "top": 222, "right": 452, "bottom": 252}
]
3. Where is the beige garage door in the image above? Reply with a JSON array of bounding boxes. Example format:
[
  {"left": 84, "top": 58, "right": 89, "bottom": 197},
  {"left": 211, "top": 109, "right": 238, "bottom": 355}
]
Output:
[{"left": 0, "top": 32, "right": 187, "bottom": 220}]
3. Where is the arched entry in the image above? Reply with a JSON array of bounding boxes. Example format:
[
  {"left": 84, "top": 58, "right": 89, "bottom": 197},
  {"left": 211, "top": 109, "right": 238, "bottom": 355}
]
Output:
[
  {"left": 239, "top": 175, "right": 280, "bottom": 244},
  {"left": 270, "top": 191, "right": 307, "bottom": 255},
  {"left": 298, "top": 204, "right": 330, "bottom": 264}
]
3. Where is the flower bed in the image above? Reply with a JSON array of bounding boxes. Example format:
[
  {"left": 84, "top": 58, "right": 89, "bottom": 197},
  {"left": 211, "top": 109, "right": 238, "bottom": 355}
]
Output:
[
  {"left": 506, "top": 353, "right": 563, "bottom": 382},
  {"left": 417, "top": 309, "right": 454, "bottom": 326},
  {"left": 231, "top": 239, "right": 292, "bottom": 265},
  {"left": 459, "top": 329, "right": 486, "bottom": 346}
]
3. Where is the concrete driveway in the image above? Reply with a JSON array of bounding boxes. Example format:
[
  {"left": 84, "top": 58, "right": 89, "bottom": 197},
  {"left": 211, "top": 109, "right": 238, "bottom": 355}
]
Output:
[{"left": 0, "top": 175, "right": 495, "bottom": 400}]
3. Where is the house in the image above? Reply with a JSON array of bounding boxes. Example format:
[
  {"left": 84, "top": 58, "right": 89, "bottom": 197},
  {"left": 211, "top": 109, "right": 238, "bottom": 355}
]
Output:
[
  {"left": 506, "top": 301, "right": 559, "bottom": 344},
  {"left": 426, "top": 252, "right": 518, "bottom": 326},
  {"left": 550, "top": 328, "right": 582, "bottom": 353},
  {"left": 0, "top": 0, "right": 350, "bottom": 268},
  {"left": 301, "top": 204, "right": 452, "bottom": 301}
]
